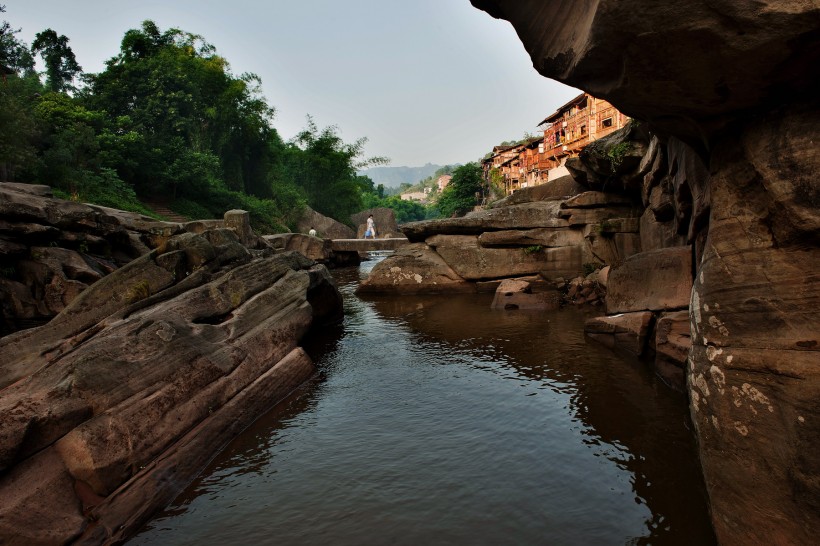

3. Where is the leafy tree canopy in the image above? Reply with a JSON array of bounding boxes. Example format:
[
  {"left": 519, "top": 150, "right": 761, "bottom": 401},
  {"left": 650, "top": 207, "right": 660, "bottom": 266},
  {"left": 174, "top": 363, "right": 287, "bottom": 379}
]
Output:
[
  {"left": 436, "top": 162, "right": 483, "bottom": 218},
  {"left": 283, "top": 117, "right": 386, "bottom": 223},
  {"left": 31, "top": 29, "right": 81, "bottom": 92}
]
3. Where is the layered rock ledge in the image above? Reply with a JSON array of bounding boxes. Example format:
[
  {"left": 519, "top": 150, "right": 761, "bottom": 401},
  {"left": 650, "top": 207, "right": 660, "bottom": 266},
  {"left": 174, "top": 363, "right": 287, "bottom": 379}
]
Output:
[{"left": 0, "top": 189, "right": 343, "bottom": 544}]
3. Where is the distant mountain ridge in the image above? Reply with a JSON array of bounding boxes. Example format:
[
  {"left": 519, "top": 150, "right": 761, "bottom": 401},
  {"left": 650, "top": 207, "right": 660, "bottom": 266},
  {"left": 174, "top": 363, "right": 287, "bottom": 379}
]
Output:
[{"left": 358, "top": 163, "right": 444, "bottom": 188}]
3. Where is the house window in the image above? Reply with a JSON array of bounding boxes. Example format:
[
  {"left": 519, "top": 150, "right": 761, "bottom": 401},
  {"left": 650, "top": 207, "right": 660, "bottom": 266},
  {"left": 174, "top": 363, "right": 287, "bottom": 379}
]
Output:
[
  {"left": 601, "top": 118, "right": 613, "bottom": 128},
  {"left": 580, "top": 124, "right": 587, "bottom": 135}
]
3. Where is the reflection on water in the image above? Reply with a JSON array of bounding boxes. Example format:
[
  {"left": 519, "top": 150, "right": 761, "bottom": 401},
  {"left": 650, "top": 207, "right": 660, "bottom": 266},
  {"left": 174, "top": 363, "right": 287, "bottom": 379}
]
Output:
[{"left": 131, "top": 257, "right": 715, "bottom": 546}]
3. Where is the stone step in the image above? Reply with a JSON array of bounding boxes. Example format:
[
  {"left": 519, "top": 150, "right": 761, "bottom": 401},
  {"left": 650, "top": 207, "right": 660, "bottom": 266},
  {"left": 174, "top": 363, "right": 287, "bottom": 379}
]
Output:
[{"left": 143, "top": 201, "right": 190, "bottom": 223}]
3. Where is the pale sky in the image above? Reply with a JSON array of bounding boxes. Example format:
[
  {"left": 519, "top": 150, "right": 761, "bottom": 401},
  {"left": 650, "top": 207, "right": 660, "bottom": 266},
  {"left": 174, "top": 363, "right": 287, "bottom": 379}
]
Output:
[{"left": 6, "top": 0, "right": 579, "bottom": 167}]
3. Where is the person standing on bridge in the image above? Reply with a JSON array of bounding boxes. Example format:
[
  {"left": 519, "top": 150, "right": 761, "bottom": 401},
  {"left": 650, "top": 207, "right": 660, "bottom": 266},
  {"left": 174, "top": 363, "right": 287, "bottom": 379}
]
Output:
[{"left": 365, "top": 214, "right": 376, "bottom": 239}]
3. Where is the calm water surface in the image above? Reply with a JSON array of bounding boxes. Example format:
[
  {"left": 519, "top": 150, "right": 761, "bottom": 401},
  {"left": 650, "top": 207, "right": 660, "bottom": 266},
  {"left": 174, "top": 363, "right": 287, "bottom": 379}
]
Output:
[{"left": 131, "top": 257, "right": 715, "bottom": 545}]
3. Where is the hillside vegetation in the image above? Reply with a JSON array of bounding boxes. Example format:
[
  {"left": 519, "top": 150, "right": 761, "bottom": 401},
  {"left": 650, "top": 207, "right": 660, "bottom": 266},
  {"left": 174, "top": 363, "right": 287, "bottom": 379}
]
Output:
[{"left": 1, "top": 12, "right": 384, "bottom": 232}]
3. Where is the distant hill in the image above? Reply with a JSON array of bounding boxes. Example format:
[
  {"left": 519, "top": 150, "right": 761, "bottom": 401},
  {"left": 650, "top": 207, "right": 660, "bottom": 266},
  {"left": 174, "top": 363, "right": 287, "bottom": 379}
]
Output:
[{"left": 358, "top": 163, "right": 444, "bottom": 188}]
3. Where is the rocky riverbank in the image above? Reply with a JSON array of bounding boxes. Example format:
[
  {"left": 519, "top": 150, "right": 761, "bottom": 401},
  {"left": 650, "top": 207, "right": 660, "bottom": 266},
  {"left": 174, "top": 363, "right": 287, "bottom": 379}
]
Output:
[{"left": 0, "top": 184, "right": 343, "bottom": 544}]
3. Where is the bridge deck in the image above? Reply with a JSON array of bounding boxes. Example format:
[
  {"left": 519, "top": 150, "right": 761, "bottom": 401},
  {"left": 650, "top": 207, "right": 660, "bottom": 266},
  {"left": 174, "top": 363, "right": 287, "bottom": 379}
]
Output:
[{"left": 330, "top": 237, "right": 410, "bottom": 252}]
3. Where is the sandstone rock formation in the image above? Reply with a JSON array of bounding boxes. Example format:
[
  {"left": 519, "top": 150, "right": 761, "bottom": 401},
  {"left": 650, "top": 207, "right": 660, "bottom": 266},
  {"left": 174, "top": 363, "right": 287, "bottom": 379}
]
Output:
[
  {"left": 358, "top": 243, "right": 473, "bottom": 294},
  {"left": 296, "top": 205, "right": 355, "bottom": 240},
  {"left": 0, "top": 225, "right": 342, "bottom": 543},
  {"left": 0, "top": 183, "right": 183, "bottom": 335},
  {"left": 471, "top": 1, "right": 820, "bottom": 542},
  {"left": 0, "top": 184, "right": 275, "bottom": 337},
  {"left": 360, "top": 179, "right": 646, "bottom": 298},
  {"left": 263, "top": 232, "right": 333, "bottom": 263}
]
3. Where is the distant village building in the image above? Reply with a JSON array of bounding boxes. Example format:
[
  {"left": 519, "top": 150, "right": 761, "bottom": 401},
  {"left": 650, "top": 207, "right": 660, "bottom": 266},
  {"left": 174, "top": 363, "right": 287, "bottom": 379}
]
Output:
[
  {"left": 436, "top": 175, "right": 452, "bottom": 192},
  {"left": 483, "top": 92, "right": 629, "bottom": 195},
  {"left": 400, "top": 191, "right": 428, "bottom": 202}
]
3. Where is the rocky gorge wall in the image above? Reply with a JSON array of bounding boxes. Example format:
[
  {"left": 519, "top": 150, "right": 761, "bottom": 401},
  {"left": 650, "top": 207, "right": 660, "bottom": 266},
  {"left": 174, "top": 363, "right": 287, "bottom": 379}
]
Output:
[
  {"left": 466, "top": 2, "right": 820, "bottom": 543},
  {"left": 0, "top": 184, "right": 344, "bottom": 543}
]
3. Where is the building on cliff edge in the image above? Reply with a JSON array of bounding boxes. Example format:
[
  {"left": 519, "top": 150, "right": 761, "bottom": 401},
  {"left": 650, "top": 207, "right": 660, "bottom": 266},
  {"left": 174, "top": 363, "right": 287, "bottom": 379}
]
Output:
[{"left": 483, "top": 92, "right": 629, "bottom": 195}]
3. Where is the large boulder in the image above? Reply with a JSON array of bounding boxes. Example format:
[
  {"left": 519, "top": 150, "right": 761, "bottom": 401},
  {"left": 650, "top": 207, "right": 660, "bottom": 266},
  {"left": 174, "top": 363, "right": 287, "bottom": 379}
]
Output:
[
  {"left": 567, "top": 123, "right": 651, "bottom": 191},
  {"left": 0, "top": 228, "right": 342, "bottom": 543},
  {"left": 263, "top": 233, "right": 332, "bottom": 263},
  {"left": 606, "top": 246, "right": 693, "bottom": 314},
  {"left": 356, "top": 243, "right": 472, "bottom": 294},
  {"left": 296, "top": 205, "right": 355, "bottom": 239}
]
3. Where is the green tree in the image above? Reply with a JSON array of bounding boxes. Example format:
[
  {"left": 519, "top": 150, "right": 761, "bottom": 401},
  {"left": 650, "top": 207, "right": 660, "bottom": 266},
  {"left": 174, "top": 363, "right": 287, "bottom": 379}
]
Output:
[
  {"left": 0, "top": 77, "right": 38, "bottom": 180},
  {"left": 283, "top": 117, "right": 385, "bottom": 222},
  {"left": 84, "top": 21, "right": 286, "bottom": 201},
  {"left": 0, "top": 8, "right": 41, "bottom": 180},
  {"left": 437, "top": 163, "right": 483, "bottom": 217},
  {"left": 31, "top": 29, "right": 81, "bottom": 92},
  {"left": 0, "top": 6, "right": 35, "bottom": 74}
]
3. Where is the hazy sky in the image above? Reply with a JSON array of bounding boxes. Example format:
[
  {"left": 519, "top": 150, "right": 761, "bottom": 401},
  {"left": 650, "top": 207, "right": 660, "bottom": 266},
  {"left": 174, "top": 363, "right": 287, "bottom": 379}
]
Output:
[{"left": 6, "top": 0, "right": 579, "bottom": 167}]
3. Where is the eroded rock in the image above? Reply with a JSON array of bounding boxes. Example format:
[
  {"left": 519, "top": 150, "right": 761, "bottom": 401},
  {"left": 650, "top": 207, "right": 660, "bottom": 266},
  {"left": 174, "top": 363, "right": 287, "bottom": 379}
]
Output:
[
  {"left": 585, "top": 311, "right": 654, "bottom": 356},
  {"left": 606, "top": 246, "right": 693, "bottom": 314},
  {"left": 0, "top": 227, "right": 342, "bottom": 543},
  {"left": 357, "top": 243, "right": 472, "bottom": 294}
]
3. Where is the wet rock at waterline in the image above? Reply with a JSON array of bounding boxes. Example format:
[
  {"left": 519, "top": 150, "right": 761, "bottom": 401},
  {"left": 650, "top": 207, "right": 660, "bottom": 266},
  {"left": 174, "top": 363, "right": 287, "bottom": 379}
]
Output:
[
  {"left": 584, "top": 312, "right": 654, "bottom": 357},
  {"left": 652, "top": 310, "right": 691, "bottom": 391},
  {"left": 0, "top": 228, "right": 342, "bottom": 544},
  {"left": 491, "top": 278, "right": 560, "bottom": 311}
]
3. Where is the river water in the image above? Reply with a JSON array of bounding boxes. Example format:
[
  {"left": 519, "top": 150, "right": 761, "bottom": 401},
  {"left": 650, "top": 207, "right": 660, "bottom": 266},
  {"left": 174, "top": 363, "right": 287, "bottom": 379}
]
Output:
[{"left": 131, "top": 257, "right": 715, "bottom": 545}]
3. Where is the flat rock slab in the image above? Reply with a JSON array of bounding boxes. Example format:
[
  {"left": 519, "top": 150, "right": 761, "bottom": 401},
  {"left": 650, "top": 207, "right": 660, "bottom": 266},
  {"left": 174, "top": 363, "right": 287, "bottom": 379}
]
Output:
[
  {"left": 478, "top": 227, "right": 583, "bottom": 248},
  {"left": 427, "top": 234, "right": 582, "bottom": 280},
  {"left": 491, "top": 174, "right": 585, "bottom": 206},
  {"left": 401, "top": 201, "right": 567, "bottom": 242},
  {"left": 561, "top": 191, "right": 637, "bottom": 209}
]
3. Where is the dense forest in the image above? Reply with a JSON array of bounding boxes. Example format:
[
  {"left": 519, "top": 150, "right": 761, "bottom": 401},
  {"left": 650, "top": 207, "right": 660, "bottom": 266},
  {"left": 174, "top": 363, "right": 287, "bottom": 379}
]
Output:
[{"left": 0, "top": 10, "right": 489, "bottom": 231}]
